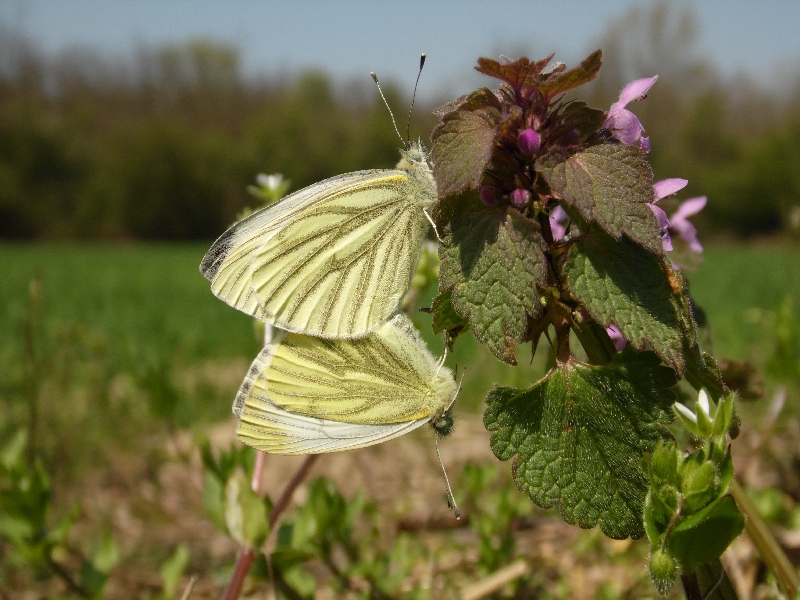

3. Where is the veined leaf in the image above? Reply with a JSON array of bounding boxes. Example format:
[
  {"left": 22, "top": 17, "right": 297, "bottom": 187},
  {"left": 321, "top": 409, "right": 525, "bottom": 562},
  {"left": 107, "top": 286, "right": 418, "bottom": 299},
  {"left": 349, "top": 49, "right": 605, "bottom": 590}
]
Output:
[
  {"left": 565, "top": 232, "right": 686, "bottom": 374},
  {"left": 537, "top": 143, "right": 663, "bottom": 254},
  {"left": 431, "top": 96, "right": 500, "bottom": 196},
  {"left": 439, "top": 209, "right": 547, "bottom": 364},
  {"left": 538, "top": 49, "right": 603, "bottom": 98},
  {"left": 485, "top": 352, "right": 676, "bottom": 539}
]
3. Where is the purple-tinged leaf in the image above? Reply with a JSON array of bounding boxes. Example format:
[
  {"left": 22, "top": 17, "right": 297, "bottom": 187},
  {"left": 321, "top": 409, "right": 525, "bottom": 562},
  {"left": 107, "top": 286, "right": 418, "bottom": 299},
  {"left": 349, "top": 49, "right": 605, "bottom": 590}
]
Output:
[
  {"left": 475, "top": 54, "right": 555, "bottom": 96},
  {"left": 431, "top": 104, "right": 500, "bottom": 197},
  {"left": 538, "top": 49, "right": 603, "bottom": 99},
  {"left": 537, "top": 143, "right": 663, "bottom": 254}
]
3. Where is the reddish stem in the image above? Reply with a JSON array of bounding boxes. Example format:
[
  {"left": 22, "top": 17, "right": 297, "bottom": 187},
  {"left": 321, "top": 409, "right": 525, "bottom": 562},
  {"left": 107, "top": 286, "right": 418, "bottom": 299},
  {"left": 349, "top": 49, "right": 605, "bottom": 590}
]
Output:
[
  {"left": 221, "top": 547, "right": 256, "bottom": 600},
  {"left": 220, "top": 454, "right": 319, "bottom": 600},
  {"left": 251, "top": 451, "right": 267, "bottom": 494},
  {"left": 269, "top": 455, "right": 319, "bottom": 528}
]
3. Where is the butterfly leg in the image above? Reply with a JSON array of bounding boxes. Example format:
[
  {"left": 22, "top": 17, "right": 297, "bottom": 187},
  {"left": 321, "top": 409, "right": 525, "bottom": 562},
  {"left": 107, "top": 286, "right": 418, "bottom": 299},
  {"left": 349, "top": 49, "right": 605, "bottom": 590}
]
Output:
[{"left": 423, "top": 208, "right": 444, "bottom": 243}]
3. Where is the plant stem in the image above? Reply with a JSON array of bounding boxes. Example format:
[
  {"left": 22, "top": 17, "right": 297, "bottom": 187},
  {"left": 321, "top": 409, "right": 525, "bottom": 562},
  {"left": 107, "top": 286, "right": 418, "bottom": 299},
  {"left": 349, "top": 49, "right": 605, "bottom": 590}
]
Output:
[
  {"left": 683, "top": 559, "right": 738, "bottom": 599},
  {"left": 221, "top": 548, "right": 256, "bottom": 600},
  {"left": 730, "top": 479, "right": 799, "bottom": 598},
  {"left": 269, "top": 455, "right": 319, "bottom": 528},
  {"left": 251, "top": 451, "right": 267, "bottom": 493},
  {"left": 221, "top": 454, "right": 319, "bottom": 600}
]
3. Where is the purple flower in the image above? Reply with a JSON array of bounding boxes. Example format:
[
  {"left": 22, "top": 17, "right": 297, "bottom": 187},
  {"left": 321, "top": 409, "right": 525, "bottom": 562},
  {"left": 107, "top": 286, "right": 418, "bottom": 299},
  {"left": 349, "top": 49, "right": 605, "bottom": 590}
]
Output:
[
  {"left": 651, "top": 178, "right": 688, "bottom": 252},
  {"left": 670, "top": 196, "right": 706, "bottom": 253},
  {"left": 518, "top": 128, "right": 541, "bottom": 156},
  {"left": 510, "top": 188, "right": 531, "bottom": 208},
  {"left": 549, "top": 205, "right": 567, "bottom": 240},
  {"left": 604, "top": 75, "right": 658, "bottom": 152},
  {"left": 606, "top": 325, "right": 627, "bottom": 351}
]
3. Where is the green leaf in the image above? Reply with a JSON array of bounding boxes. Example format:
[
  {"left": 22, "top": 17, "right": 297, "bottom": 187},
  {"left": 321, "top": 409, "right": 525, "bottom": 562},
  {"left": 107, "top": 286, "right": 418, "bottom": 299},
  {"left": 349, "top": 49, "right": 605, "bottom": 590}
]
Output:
[
  {"left": 270, "top": 548, "right": 316, "bottom": 569},
  {"left": 202, "top": 471, "right": 226, "bottom": 532},
  {"left": 537, "top": 143, "right": 663, "bottom": 254},
  {"left": 484, "top": 353, "right": 676, "bottom": 538},
  {"left": 538, "top": 49, "right": 603, "bottom": 98},
  {"left": 429, "top": 288, "right": 470, "bottom": 347},
  {"left": 565, "top": 232, "right": 686, "bottom": 374},
  {"left": 667, "top": 495, "right": 745, "bottom": 570},
  {"left": 160, "top": 543, "right": 191, "bottom": 598},
  {"left": 439, "top": 209, "right": 548, "bottom": 364},
  {"left": 1, "top": 430, "right": 27, "bottom": 470},
  {"left": 547, "top": 101, "right": 607, "bottom": 144},
  {"left": 224, "top": 471, "right": 269, "bottom": 549},
  {"left": 91, "top": 533, "right": 119, "bottom": 573},
  {"left": 431, "top": 98, "right": 500, "bottom": 196}
]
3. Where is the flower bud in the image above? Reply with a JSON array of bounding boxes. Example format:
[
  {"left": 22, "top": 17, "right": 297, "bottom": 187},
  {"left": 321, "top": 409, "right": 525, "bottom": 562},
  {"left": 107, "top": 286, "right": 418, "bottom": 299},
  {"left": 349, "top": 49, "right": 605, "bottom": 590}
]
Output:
[
  {"left": 649, "top": 547, "right": 677, "bottom": 596},
  {"left": 480, "top": 186, "right": 503, "bottom": 206},
  {"left": 510, "top": 188, "right": 531, "bottom": 208},
  {"left": 517, "top": 128, "right": 541, "bottom": 156}
]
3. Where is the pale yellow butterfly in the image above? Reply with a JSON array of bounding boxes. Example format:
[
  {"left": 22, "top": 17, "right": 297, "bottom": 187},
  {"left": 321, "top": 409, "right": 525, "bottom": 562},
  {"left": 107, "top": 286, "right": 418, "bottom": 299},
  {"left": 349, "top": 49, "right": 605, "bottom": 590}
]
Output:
[
  {"left": 200, "top": 57, "right": 437, "bottom": 339},
  {"left": 233, "top": 313, "right": 457, "bottom": 455}
]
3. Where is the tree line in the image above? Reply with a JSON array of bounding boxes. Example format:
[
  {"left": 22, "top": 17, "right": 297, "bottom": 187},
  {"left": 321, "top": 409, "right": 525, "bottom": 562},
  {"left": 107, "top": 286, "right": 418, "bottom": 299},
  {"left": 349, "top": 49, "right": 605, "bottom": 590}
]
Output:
[{"left": 1, "top": 3, "right": 799, "bottom": 240}]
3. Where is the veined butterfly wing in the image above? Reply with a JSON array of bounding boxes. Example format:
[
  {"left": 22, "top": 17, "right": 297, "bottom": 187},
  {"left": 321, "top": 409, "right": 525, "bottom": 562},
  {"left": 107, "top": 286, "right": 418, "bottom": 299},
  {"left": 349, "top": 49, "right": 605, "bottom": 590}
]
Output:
[
  {"left": 200, "top": 143, "right": 436, "bottom": 339},
  {"left": 234, "top": 313, "right": 457, "bottom": 455}
]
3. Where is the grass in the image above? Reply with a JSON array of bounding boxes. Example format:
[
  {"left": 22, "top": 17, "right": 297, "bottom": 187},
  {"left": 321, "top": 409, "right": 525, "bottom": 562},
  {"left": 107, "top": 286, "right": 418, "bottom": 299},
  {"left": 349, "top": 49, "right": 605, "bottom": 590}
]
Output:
[
  {"left": 1, "top": 240, "right": 799, "bottom": 598},
  {"left": 2, "top": 239, "right": 798, "bottom": 417},
  {"left": 0, "top": 243, "right": 262, "bottom": 370},
  {"left": 685, "top": 240, "right": 800, "bottom": 361}
]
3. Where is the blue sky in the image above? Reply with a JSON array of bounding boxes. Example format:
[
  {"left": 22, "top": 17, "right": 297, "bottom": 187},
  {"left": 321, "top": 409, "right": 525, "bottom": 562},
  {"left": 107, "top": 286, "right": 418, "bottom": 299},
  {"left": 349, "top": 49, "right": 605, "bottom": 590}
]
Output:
[{"left": 2, "top": 1, "right": 800, "bottom": 101}]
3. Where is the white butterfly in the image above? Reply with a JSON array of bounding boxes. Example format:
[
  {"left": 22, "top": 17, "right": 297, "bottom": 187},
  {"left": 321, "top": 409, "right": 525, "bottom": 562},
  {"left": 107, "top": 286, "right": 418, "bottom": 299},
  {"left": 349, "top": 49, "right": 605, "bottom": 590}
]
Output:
[
  {"left": 200, "top": 142, "right": 437, "bottom": 339},
  {"left": 233, "top": 313, "right": 457, "bottom": 454}
]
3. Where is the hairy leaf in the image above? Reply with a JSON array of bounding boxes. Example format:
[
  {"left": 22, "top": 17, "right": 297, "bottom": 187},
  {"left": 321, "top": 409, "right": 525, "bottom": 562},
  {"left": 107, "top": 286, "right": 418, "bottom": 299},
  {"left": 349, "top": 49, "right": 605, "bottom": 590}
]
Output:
[
  {"left": 439, "top": 209, "right": 547, "bottom": 364},
  {"left": 565, "top": 232, "right": 686, "bottom": 374},
  {"left": 538, "top": 49, "right": 603, "bottom": 98},
  {"left": 475, "top": 55, "right": 556, "bottom": 94},
  {"left": 537, "top": 143, "right": 663, "bottom": 254},
  {"left": 668, "top": 495, "right": 745, "bottom": 570},
  {"left": 485, "top": 352, "right": 676, "bottom": 539},
  {"left": 431, "top": 93, "right": 500, "bottom": 196}
]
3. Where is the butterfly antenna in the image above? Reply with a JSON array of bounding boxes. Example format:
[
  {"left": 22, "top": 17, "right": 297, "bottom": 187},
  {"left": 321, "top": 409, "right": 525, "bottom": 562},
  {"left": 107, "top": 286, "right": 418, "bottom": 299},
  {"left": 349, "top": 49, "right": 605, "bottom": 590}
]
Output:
[
  {"left": 435, "top": 344, "right": 448, "bottom": 374},
  {"left": 435, "top": 434, "right": 460, "bottom": 519},
  {"left": 371, "top": 71, "right": 404, "bottom": 146},
  {"left": 446, "top": 370, "right": 465, "bottom": 412},
  {"left": 406, "top": 53, "right": 426, "bottom": 147}
]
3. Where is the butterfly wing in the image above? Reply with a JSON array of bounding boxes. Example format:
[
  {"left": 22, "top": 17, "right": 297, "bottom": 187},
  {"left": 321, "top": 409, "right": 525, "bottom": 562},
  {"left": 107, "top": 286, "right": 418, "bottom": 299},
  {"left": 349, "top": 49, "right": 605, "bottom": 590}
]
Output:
[
  {"left": 201, "top": 168, "right": 430, "bottom": 338},
  {"left": 234, "top": 314, "right": 456, "bottom": 454},
  {"left": 236, "top": 400, "right": 430, "bottom": 455}
]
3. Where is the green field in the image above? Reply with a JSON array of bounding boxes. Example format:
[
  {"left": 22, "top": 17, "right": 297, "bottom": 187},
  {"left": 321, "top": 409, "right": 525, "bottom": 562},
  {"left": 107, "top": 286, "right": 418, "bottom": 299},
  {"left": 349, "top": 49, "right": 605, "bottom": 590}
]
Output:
[
  {"left": 2, "top": 239, "right": 798, "bottom": 442},
  {"left": 2, "top": 240, "right": 798, "bottom": 363},
  {"left": 2, "top": 241, "right": 799, "bottom": 597}
]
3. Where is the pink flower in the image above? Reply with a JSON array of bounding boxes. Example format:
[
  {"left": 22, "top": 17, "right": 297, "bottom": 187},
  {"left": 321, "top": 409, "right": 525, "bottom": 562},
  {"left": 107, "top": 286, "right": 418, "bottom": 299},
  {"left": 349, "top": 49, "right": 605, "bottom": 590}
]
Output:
[
  {"left": 604, "top": 75, "right": 658, "bottom": 152},
  {"left": 606, "top": 325, "right": 627, "bottom": 351},
  {"left": 669, "top": 196, "right": 706, "bottom": 253},
  {"left": 651, "top": 178, "right": 688, "bottom": 252},
  {"left": 549, "top": 205, "right": 567, "bottom": 240}
]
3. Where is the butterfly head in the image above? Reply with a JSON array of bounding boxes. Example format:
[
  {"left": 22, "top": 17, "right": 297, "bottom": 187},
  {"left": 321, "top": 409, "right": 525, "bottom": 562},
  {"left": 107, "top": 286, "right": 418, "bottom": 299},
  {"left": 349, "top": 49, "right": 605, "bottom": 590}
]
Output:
[
  {"left": 398, "top": 139, "right": 429, "bottom": 167},
  {"left": 430, "top": 407, "right": 455, "bottom": 438}
]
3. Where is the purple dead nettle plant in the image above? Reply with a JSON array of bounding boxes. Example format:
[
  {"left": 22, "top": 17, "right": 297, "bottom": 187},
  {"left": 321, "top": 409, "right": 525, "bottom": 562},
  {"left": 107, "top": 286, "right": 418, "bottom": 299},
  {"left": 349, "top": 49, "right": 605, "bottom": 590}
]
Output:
[{"left": 427, "top": 51, "right": 752, "bottom": 596}]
